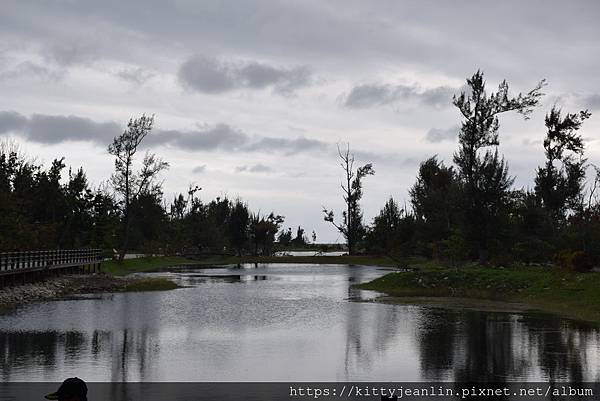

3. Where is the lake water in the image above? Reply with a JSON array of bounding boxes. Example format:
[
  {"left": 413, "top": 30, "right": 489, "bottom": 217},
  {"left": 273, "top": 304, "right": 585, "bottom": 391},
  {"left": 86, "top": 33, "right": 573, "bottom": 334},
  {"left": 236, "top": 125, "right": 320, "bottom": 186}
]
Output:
[
  {"left": 1, "top": 263, "right": 599, "bottom": 382},
  {"left": 274, "top": 251, "right": 346, "bottom": 256}
]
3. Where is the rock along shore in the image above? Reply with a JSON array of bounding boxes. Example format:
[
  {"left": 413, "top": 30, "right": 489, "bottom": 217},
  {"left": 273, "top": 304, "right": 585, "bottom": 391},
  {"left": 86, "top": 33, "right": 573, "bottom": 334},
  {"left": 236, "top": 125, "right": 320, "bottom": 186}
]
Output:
[{"left": 0, "top": 274, "right": 152, "bottom": 311}]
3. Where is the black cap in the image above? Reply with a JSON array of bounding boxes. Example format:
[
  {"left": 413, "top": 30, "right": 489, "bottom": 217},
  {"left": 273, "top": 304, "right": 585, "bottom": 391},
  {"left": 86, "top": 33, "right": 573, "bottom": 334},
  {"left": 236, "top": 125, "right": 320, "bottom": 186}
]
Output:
[{"left": 45, "top": 377, "right": 87, "bottom": 400}]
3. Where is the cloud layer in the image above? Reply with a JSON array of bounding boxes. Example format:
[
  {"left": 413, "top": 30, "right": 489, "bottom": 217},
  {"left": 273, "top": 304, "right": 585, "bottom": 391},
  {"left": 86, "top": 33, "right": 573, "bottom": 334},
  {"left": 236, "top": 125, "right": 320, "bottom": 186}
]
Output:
[
  {"left": 425, "top": 126, "right": 459, "bottom": 143},
  {"left": 178, "top": 55, "right": 312, "bottom": 94},
  {"left": 342, "top": 83, "right": 457, "bottom": 109},
  {"left": 235, "top": 163, "right": 274, "bottom": 173},
  {"left": 0, "top": 110, "right": 120, "bottom": 145},
  {"left": 0, "top": 111, "right": 329, "bottom": 155},
  {"left": 2, "top": 0, "right": 600, "bottom": 242}
]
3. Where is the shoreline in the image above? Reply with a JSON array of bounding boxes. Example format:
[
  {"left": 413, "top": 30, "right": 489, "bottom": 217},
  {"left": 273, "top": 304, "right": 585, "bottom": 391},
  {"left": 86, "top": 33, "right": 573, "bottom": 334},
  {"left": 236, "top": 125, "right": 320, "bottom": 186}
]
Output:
[
  {"left": 6, "top": 255, "right": 599, "bottom": 324},
  {"left": 368, "top": 295, "right": 600, "bottom": 326},
  {"left": 101, "top": 254, "right": 399, "bottom": 275},
  {"left": 0, "top": 254, "right": 399, "bottom": 311},
  {"left": 356, "top": 265, "right": 600, "bottom": 324},
  {"left": 0, "top": 273, "right": 179, "bottom": 312}
]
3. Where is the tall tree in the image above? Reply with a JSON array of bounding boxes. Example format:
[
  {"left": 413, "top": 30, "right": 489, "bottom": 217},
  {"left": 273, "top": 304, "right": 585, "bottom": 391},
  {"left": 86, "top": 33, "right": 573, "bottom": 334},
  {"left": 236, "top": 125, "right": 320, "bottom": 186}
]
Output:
[
  {"left": 229, "top": 199, "right": 250, "bottom": 256},
  {"left": 108, "top": 114, "right": 168, "bottom": 260},
  {"left": 368, "top": 197, "right": 404, "bottom": 254},
  {"left": 323, "top": 144, "right": 375, "bottom": 255},
  {"left": 410, "top": 156, "right": 458, "bottom": 244},
  {"left": 453, "top": 71, "right": 545, "bottom": 261},
  {"left": 535, "top": 107, "right": 590, "bottom": 226},
  {"left": 250, "top": 212, "right": 284, "bottom": 255}
]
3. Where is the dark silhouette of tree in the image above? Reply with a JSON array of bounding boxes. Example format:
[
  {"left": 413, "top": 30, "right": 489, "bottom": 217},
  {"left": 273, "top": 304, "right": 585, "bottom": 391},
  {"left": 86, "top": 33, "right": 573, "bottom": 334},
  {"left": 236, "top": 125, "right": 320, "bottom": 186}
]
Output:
[
  {"left": 170, "top": 193, "right": 188, "bottom": 221},
  {"left": 250, "top": 212, "right": 284, "bottom": 255},
  {"left": 277, "top": 227, "right": 293, "bottom": 246},
  {"left": 108, "top": 114, "right": 168, "bottom": 261},
  {"left": 366, "top": 197, "right": 406, "bottom": 255},
  {"left": 323, "top": 144, "right": 374, "bottom": 255},
  {"left": 229, "top": 199, "right": 250, "bottom": 256},
  {"left": 128, "top": 191, "right": 167, "bottom": 252},
  {"left": 453, "top": 71, "right": 545, "bottom": 261},
  {"left": 2, "top": 133, "right": 286, "bottom": 256},
  {"left": 535, "top": 107, "right": 591, "bottom": 226},
  {"left": 291, "top": 226, "right": 306, "bottom": 246},
  {"left": 0, "top": 141, "right": 120, "bottom": 251},
  {"left": 410, "top": 156, "right": 459, "bottom": 250}
]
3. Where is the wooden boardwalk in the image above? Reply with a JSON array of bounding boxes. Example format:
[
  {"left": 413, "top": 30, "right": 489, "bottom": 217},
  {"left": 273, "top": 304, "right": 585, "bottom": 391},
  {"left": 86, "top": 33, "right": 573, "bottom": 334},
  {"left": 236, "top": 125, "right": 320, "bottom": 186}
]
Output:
[{"left": 0, "top": 249, "right": 102, "bottom": 286}]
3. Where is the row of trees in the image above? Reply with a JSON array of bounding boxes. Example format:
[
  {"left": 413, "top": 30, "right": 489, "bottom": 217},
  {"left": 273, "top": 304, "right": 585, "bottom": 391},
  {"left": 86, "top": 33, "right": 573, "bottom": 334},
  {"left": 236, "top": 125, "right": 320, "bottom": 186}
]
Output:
[
  {"left": 0, "top": 116, "right": 295, "bottom": 256},
  {"left": 3, "top": 69, "right": 598, "bottom": 267},
  {"left": 328, "top": 71, "right": 599, "bottom": 268},
  {"left": 0, "top": 141, "right": 119, "bottom": 251}
]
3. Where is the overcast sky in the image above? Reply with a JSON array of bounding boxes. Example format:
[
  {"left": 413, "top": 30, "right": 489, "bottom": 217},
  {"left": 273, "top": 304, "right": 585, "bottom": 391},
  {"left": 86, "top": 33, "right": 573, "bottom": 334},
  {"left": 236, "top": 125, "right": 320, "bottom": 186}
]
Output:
[{"left": 1, "top": 1, "right": 600, "bottom": 242}]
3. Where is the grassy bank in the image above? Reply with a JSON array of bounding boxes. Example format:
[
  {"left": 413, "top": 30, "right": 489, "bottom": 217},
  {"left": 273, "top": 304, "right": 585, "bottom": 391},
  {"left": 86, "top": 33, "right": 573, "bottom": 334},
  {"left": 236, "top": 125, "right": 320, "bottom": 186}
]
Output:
[
  {"left": 0, "top": 257, "right": 189, "bottom": 310},
  {"left": 123, "top": 277, "right": 180, "bottom": 291},
  {"left": 357, "top": 265, "right": 600, "bottom": 323},
  {"left": 101, "top": 254, "right": 400, "bottom": 275},
  {"left": 102, "top": 256, "right": 196, "bottom": 276},
  {"left": 0, "top": 274, "right": 181, "bottom": 311}
]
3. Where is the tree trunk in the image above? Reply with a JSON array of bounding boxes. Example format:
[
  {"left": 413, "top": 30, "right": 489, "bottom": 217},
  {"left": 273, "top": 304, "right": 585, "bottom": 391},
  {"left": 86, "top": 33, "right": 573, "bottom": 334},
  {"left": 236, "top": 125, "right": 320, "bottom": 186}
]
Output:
[
  {"left": 119, "top": 157, "right": 131, "bottom": 262},
  {"left": 118, "top": 214, "right": 131, "bottom": 262}
]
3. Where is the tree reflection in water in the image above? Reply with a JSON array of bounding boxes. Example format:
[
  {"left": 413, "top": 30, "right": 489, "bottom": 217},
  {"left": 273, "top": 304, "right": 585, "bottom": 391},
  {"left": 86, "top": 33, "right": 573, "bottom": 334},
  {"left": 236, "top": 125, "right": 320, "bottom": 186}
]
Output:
[{"left": 415, "top": 308, "right": 600, "bottom": 382}]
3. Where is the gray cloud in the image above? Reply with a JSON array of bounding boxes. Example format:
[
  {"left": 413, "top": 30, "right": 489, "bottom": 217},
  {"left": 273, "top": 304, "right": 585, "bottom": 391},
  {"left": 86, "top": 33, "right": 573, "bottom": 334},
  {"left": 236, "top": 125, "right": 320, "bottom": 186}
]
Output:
[
  {"left": 425, "top": 126, "right": 459, "bottom": 143},
  {"left": 27, "top": 115, "right": 120, "bottom": 144},
  {"left": 158, "top": 124, "right": 248, "bottom": 151},
  {"left": 235, "top": 163, "right": 274, "bottom": 173},
  {"left": 3, "top": 1, "right": 600, "bottom": 92},
  {"left": 243, "top": 136, "right": 324, "bottom": 154},
  {"left": 152, "top": 123, "right": 327, "bottom": 155},
  {"left": 343, "top": 83, "right": 457, "bottom": 109},
  {"left": 0, "top": 61, "right": 64, "bottom": 81},
  {"left": 0, "top": 110, "right": 28, "bottom": 133},
  {"left": 0, "top": 110, "right": 329, "bottom": 155},
  {"left": 583, "top": 94, "right": 600, "bottom": 109},
  {"left": 192, "top": 165, "right": 207, "bottom": 174},
  {"left": 43, "top": 41, "right": 100, "bottom": 66},
  {"left": 178, "top": 54, "right": 312, "bottom": 94},
  {"left": 116, "top": 67, "right": 155, "bottom": 85},
  {"left": 178, "top": 56, "right": 233, "bottom": 93},
  {"left": 353, "top": 149, "right": 423, "bottom": 168},
  {"left": 0, "top": 111, "right": 120, "bottom": 144}
]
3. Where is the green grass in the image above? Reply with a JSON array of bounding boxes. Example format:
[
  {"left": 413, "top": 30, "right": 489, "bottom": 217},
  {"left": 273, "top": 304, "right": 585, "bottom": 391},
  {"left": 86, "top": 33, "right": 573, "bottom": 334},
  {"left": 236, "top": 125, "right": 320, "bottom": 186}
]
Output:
[
  {"left": 123, "top": 277, "right": 181, "bottom": 292},
  {"left": 102, "top": 256, "right": 196, "bottom": 276},
  {"left": 357, "top": 265, "right": 600, "bottom": 323}
]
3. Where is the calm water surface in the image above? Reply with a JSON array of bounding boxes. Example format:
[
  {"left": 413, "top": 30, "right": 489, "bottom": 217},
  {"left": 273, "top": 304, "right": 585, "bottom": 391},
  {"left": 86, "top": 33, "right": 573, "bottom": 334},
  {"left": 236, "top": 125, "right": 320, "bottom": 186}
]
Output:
[{"left": 1, "top": 263, "right": 599, "bottom": 382}]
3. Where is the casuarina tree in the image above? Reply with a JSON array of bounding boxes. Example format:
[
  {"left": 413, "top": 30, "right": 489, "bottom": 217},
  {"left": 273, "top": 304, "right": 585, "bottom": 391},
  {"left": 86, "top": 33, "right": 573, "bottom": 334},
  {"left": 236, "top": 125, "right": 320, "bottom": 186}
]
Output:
[
  {"left": 535, "top": 107, "right": 591, "bottom": 227},
  {"left": 453, "top": 71, "right": 545, "bottom": 261},
  {"left": 108, "top": 114, "right": 169, "bottom": 261}
]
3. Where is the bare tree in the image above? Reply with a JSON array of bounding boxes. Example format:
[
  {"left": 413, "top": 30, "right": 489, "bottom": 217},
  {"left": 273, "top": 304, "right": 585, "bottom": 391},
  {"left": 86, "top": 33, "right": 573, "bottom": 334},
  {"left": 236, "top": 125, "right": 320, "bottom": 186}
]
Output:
[
  {"left": 108, "top": 114, "right": 169, "bottom": 261},
  {"left": 323, "top": 143, "right": 374, "bottom": 255}
]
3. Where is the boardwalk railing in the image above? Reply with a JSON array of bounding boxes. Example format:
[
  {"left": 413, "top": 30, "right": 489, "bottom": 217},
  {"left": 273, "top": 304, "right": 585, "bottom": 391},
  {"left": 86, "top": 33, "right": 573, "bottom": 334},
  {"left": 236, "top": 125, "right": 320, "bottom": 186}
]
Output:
[{"left": 0, "top": 249, "right": 102, "bottom": 285}]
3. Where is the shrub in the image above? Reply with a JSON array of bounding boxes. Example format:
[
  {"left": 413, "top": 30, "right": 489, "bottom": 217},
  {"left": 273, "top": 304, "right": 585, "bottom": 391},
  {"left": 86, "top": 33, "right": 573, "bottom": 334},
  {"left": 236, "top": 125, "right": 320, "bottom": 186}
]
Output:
[
  {"left": 571, "top": 251, "right": 593, "bottom": 272},
  {"left": 436, "top": 231, "right": 468, "bottom": 267},
  {"left": 512, "top": 239, "right": 553, "bottom": 264},
  {"left": 555, "top": 250, "right": 593, "bottom": 272}
]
